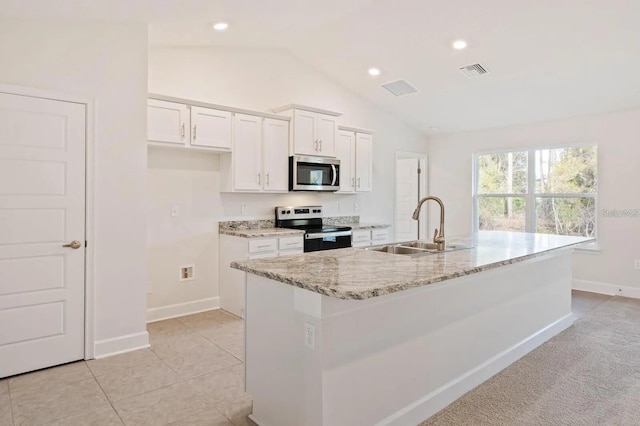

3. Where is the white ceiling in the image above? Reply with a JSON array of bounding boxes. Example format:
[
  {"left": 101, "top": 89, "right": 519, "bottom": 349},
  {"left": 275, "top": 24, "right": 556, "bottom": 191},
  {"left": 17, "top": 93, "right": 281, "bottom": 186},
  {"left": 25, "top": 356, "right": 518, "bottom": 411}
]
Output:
[{"left": 5, "top": 0, "right": 640, "bottom": 134}]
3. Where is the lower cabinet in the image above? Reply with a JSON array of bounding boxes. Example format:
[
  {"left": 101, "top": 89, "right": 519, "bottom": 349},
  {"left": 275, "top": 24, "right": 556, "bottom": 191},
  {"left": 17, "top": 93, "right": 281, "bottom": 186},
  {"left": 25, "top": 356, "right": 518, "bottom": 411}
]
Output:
[
  {"left": 351, "top": 228, "right": 391, "bottom": 248},
  {"left": 219, "top": 234, "right": 303, "bottom": 317}
]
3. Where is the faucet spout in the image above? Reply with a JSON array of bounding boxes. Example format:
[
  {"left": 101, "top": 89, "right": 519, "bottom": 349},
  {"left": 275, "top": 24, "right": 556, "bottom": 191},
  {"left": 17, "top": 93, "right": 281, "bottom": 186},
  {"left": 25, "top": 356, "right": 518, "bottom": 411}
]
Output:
[{"left": 411, "top": 196, "right": 445, "bottom": 251}]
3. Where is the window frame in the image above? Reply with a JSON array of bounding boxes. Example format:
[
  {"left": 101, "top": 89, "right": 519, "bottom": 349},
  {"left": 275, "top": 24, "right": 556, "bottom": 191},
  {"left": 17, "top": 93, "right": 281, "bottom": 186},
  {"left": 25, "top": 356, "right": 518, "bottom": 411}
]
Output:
[{"left": 472, "top": 143, "right": 598, "bottom": 250}]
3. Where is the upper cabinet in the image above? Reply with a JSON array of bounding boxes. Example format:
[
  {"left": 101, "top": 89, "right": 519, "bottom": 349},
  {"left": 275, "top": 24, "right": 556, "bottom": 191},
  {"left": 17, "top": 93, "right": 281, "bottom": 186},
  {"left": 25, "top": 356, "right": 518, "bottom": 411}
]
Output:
[
  {"left": 147, "top": 99, "right": 189, "bottom": 145},
  {"left": 272, "top": 105, "right": 342, "bottom": 158},
  {"left": 221, "top": 115, "right": 290, "bottom": 193},
  {"left": 147, "top": 98, "right": 232, "bottom": 152},
  {"left": 336, "top": 126, "right": 374, "bottom": 193},
  {"left": 190, "top": 106, "right": 232, "bottom": 151}
]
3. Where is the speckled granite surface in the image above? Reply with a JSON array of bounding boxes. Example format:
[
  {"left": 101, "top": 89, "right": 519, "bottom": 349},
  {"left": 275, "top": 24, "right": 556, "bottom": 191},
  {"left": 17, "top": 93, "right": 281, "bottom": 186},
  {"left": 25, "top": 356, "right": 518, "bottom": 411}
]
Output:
[
  {"left": 219, "top": 217, "right": 389, "bottom": 237},
  {"left": 220, "top": 227, "right": 305, "bottom": 238},
  {"left": 232, "top": 231, "right": 593, "bottom": 300},
  {"left": 348, "top": 223, "right": 391, "bottom": 230}
]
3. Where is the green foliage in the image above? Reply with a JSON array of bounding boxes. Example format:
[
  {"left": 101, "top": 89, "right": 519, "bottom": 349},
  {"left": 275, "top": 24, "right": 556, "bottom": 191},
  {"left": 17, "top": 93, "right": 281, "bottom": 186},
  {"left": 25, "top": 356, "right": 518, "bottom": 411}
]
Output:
[{"left": 477, "top": 146, "right": 597, "bottom": 237}]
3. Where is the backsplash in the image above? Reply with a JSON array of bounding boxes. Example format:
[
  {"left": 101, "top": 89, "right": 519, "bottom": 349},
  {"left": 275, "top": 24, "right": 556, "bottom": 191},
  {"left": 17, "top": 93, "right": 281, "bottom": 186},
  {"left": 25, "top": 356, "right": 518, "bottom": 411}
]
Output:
[{"left": 219, "top": 216, "right": 360, "bottom": 231}]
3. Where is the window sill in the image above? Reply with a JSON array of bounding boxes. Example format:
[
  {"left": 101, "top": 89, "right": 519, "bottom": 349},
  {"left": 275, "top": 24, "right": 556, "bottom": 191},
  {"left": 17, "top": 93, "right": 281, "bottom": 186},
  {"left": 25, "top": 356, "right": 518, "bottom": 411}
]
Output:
[{"left": 574, "top": 242, "right": 600, "bottom": 254}]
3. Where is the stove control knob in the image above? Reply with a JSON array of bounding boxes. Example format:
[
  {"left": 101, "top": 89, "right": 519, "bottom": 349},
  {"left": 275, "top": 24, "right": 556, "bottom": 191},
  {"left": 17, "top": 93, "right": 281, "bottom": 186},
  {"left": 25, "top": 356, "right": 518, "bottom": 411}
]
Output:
[
  {"left": 281, "top": 210, "right": 286, "bottom": 214},
  {"left": 287, "top": 210, "right": 291, "bottom": 214}
]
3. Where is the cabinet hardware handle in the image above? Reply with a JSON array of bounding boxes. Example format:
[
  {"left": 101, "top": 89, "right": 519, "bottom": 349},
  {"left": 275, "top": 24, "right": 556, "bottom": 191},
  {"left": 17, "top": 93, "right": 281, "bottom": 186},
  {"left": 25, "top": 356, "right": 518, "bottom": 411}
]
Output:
[
  {"left": 319, "top": 139, "right": 322, "bottom": 151},
  {"left": 257, "top": 244, "right": 271, "bottom": 248},
  {"left": 266, "top": 173, "right": 270, "bottom": 185},
  {"left": 193, "top": 125, "right": 197, "bottom": 140},
  {"left": 258, "top": 173, "right": 261, "bottom": 185},
  {"left": 357, "top": 177, "right": 361, "bottom": 188},
  {"left": 181, "top": 123, "right": 185, "bottom": 138},
  {"left": 314, "top": 140, "right": 318, "bottom": 151},
  {"left": 352, "top": 177, "right": 355, "bottom": 187},
  {"left": 286, "top": 242, "right": 298, "bottom": 246}
]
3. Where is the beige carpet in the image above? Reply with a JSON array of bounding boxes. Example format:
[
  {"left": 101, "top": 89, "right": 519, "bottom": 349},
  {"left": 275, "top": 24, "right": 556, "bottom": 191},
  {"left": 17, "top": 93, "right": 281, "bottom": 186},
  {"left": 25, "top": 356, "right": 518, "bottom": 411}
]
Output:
[{"left": 421, "top": 295, "right": 640, "bottom": 425}]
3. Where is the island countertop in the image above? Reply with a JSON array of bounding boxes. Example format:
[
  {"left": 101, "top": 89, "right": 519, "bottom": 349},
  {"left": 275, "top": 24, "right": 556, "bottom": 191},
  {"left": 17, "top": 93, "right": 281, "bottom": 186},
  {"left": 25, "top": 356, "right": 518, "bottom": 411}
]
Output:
[{"left": 231, "top": 231, "right": 592, "bottom": 300}]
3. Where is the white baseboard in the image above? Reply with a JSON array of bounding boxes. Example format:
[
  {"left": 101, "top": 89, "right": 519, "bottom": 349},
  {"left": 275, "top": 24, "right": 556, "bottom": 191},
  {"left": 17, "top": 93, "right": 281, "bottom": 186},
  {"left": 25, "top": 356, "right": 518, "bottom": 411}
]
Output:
[
  {"left": 572, "top": 279, "right": 640, "bottom": 299},
  {"left": 381, "top": 314, "right": 575, "bottom": 426},
  {"left": 146, "top": 297, "right": 220, "bottom": 323},
  {"left": 93, "top": 331, "right": 150, "bottom": 359}
]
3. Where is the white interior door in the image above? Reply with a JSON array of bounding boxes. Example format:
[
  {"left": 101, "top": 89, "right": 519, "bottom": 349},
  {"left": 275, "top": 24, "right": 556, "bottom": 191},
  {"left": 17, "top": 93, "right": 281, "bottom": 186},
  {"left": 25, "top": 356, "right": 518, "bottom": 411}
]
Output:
[
  {"left": 395, "top": 158, "right": 420, "bottom": 241},
  {"left": 0, "top": 92, "right": 86, "bottom": 378}
]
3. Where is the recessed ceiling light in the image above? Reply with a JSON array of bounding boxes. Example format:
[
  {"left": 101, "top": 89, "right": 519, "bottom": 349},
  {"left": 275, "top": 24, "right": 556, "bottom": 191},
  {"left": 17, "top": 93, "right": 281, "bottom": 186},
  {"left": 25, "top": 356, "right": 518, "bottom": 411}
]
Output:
[
  {"left": 368, "top": 67, "right": 381, "bottom": 76},
  {"left": 213, "top": 22, "right": 229, "bottom": 31},
  {"left": 452, "top": 40, "right": 467, "bottom": 50},
  {"left": 429, "top": 126, "right": 440, "bottom": 132}
]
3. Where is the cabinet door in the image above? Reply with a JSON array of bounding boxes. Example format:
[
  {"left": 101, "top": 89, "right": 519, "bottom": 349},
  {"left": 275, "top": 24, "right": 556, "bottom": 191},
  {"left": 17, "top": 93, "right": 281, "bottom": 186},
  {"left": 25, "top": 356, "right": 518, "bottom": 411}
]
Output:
[
  {"left": 191, "top": 106, "right": 232, "bottom": 150},
  {"left": 262, "top": 118, "right": 289, "bottom": 192},
  {"left": 336, "top": 130, "right": 355, "bottom": 192},
  {"left": 316, "top": 114, "right": 337, "bottom": 157},
  {"left": 233, "top": 114, "right": 263, "bottom": 191},
  {"left": 292, "top": 109, "right": 317, "bottom": 156},
  {"left": 147, "top": 99, "right": 188, "bottom": 145},
  {"left": 355, "top": 133, "right": 373, "bottom": 192}
]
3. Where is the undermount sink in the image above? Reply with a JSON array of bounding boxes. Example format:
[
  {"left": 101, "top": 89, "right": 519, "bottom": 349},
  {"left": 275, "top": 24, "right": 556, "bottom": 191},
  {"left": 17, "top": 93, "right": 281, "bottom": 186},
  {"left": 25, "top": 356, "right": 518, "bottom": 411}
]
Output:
[{"left": 363, "top": 240, "right": 474, "bottom": 257}]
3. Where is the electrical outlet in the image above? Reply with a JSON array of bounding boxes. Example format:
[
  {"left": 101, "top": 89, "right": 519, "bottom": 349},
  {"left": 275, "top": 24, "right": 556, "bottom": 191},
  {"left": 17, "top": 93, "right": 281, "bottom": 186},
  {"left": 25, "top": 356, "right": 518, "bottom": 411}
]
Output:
[
  {"left": 304, "top": 322, "right": 316, "bottom": 350},
  {"left": 354, "top": 202, "right": 359, "bottom": 212},
  {"left": 179, "top": 265, "right": 195, "bottom": 281},
  {"left": 338, "top": 202, "right": 343, "bottom": 212},
  {"left": 635, "top": 260, "right": 640, "bottom": 270},
  {"left": 241, "top": 204, "right": 247, "bottom": 215},
  {"left": 170, "top": 205, "right": 179, "bottom": 217}
]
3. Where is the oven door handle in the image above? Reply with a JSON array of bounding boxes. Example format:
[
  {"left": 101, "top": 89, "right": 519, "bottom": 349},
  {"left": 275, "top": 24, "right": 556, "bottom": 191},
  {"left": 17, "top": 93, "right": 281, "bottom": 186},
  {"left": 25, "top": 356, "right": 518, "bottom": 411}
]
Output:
[
  {"left": 305, "top": 231, "right": 352, "bottom": 239},
  {"left": 330, "top": 164, "right": 337, "bottom": 186}
]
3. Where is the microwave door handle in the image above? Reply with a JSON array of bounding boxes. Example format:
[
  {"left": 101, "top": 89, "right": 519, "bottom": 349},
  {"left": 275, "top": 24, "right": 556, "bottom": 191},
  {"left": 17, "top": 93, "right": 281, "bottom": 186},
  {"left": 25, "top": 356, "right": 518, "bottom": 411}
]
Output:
[{"left": 331, "top": 164, "right": 337, "bottom": 186}]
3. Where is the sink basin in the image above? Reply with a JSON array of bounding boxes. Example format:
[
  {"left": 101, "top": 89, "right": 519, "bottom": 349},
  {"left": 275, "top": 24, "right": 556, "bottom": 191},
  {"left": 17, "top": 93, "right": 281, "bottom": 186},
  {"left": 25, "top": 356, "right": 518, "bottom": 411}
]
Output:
[
  {"left": 362, "top": 240, "right": 474, "bottom": 256},
  {"left": 398, "top": 241, "right": 474, "bottom": 252},
  {"left": 365, "top": 244, "right": 430, "bottom": 256}
]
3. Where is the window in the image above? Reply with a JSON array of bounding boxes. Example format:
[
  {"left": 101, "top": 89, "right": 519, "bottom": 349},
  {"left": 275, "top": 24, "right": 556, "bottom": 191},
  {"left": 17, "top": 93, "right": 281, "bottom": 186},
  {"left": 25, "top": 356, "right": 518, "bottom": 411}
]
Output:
[{"left": 474, "top": 145, "right": 597, "bottom": 238}]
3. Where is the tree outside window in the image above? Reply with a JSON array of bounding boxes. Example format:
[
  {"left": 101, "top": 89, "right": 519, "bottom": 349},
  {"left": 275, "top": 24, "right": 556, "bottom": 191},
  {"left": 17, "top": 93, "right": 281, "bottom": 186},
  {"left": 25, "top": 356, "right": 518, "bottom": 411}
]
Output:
[{"left": 474, "top": 145, "right": 597, "bottom": 237}]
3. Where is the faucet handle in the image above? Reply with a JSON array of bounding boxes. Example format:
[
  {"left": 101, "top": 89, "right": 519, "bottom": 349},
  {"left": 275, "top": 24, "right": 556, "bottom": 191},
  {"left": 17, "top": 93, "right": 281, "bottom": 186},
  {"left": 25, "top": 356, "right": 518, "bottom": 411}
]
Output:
[{"left": 433, "top": 228, "right": 438, "bottom": 242}]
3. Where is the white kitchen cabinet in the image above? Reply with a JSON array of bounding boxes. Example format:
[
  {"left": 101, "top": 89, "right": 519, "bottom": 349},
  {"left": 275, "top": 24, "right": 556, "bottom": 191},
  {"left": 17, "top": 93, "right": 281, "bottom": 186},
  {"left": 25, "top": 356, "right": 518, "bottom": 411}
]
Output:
[
  {"left": 222, "top": 116, "right": 289, "bottom": 193},
  {"left": 262, "top": 118, "right": 289, "bottom": 191},
  {"left": 232, "top": 114, "right": 262, "bottom": 191},
  {"left": 355, "top": 133, "right": 373, "bottom": 192},
  {"left": 190, "top": 106, "right": 232, "bottom": 150},
  {"left": 351, "top": 227, "right": 390, "bottom": 247},
  {"left": 147, "top": 99, "right": 189, "bottom": 145},
  {"left": 336, "top": 127, "right": 374, "bottom": 193},
  {"left": 219, "top": 234, "right": 304, "bottom": 317},
  {"left": 336, "top": 130, "right": 355, "bottom": 192},
  {"left": 272, "top": 105, "right": 341, "bottom": 157}
]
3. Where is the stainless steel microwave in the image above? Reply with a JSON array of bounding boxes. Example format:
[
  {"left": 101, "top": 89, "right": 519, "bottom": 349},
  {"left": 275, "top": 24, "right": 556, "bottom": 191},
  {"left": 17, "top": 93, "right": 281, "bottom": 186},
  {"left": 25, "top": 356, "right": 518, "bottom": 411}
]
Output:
[{"left": 289, "top": 156, "right": 340, "bottom": 191}]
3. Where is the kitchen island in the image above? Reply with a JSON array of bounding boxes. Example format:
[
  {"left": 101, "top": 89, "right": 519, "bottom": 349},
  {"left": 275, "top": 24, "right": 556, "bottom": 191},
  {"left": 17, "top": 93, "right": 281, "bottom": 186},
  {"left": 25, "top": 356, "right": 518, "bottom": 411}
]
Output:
[{"left": 231, "top": 231, "right": 592, "bottom": 426}]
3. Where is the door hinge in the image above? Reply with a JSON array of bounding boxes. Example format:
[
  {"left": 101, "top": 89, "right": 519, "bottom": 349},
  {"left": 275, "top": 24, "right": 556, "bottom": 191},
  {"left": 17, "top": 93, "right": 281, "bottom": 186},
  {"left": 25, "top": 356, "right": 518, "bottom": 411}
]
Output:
[
  {"left": 417, "top": 168, "right": 422, "bottom": 174},
  {"left": 85, "top": 240, "right": 88, "bottom": 247}
]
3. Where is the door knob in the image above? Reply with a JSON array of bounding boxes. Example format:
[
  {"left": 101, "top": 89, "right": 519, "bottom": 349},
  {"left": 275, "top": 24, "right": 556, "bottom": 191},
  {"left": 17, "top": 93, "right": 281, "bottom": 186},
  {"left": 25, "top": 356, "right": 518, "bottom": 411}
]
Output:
[{"left": 62, "top": 240, "right": 82, "bottom": 249}]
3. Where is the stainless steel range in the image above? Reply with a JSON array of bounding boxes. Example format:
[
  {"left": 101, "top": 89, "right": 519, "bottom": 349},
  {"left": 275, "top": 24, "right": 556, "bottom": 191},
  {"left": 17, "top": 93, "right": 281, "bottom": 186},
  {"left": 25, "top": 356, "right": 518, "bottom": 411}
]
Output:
[{"left": 275, "top": 206, "right": 352, "bottom": 252}]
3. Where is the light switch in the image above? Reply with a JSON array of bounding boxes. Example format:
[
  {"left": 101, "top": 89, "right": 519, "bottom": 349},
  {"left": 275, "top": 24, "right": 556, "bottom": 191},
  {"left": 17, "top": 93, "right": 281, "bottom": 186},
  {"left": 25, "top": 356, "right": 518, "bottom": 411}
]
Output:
[{"left": 171, "top": 205, "right": 179, "bottom": 217}]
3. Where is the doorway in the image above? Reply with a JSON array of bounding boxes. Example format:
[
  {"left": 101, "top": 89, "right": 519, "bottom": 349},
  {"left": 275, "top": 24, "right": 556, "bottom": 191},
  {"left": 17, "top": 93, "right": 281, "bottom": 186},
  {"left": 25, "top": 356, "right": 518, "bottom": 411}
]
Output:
[
  {"left": 395, "top": 152, "right": 428, "bottom": 242},
  {"left": 0, "top": 90, "right": 87, "bottom": 378}
]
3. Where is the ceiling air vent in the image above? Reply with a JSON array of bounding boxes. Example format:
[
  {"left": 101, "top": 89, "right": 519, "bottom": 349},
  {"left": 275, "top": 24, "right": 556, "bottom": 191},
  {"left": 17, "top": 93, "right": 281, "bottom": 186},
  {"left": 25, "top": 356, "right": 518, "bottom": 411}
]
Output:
[
  {"left": 459, "top": 63, "right": 490, "bottom": 78},
  {"left": 381, "top": 79, "right": 419, "bottom": 97}
]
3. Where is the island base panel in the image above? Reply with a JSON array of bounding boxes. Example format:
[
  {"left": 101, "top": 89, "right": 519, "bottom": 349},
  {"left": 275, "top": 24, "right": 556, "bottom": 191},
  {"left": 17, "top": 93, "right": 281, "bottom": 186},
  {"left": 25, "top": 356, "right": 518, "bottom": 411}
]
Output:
[{"left": 246, "top": 251, "right": 574, "bottom": 426}]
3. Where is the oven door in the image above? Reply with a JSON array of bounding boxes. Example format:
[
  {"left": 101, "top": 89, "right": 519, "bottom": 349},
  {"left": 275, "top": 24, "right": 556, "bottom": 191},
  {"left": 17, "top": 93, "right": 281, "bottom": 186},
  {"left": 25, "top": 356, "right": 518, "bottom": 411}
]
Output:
[
  {"left": 290, "top": 156, "right": 340, "bottom": 191},
  {"left": 304, "top": 230, "right": 352, "bottom": 252}
]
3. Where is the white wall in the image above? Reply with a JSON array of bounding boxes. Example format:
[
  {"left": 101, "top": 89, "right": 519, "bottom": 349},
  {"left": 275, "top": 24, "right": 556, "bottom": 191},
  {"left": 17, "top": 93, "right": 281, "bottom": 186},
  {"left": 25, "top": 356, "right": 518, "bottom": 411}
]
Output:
[
  {"left": 0, "top": 19, "right": 149, "bottom": 356},
  {"left": 427, "top": 108, "right": 640, "bottom": 290},
  {"left": 147, "top": 46, "right": 428, "bottom": 313}
]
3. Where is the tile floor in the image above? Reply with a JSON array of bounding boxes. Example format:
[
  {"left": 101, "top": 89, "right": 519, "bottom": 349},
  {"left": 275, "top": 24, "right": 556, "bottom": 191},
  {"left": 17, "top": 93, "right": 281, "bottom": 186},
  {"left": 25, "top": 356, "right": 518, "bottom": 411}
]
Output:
[
  {"left": 0, "top": 291, "right": 613, "bottom": 426},
  {"left": 0, "top": 309, "right": 252, "bottom": 426}
]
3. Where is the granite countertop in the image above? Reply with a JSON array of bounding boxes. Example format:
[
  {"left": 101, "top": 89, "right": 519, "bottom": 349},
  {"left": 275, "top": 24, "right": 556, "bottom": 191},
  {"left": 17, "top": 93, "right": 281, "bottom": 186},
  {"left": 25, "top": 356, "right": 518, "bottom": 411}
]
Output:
[
  {"left": 231, "top": 231, "right": 593, "bottom": 300},
  {"left": 220, "top": 227, "right": 305, "bottom": 238},
  {"left": 348, "top": 223, "right": 391, "bottom": 230}
]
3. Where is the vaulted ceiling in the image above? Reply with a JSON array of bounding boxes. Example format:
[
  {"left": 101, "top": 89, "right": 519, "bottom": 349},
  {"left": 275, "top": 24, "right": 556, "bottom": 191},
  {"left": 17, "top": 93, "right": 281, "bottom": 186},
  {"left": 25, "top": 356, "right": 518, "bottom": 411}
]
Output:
[{"left": 5, "top": 0, "right": 640, "bottom": 134}]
